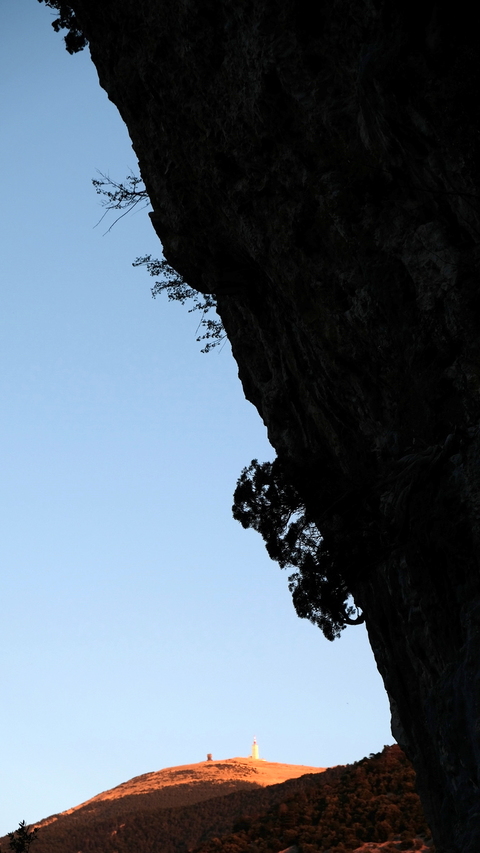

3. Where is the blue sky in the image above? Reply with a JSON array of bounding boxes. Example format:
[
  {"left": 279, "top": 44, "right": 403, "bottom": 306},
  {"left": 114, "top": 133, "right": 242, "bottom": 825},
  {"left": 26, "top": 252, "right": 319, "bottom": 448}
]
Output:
[{"left": 0, "top": 0, "right": 391, "bottom": 835}]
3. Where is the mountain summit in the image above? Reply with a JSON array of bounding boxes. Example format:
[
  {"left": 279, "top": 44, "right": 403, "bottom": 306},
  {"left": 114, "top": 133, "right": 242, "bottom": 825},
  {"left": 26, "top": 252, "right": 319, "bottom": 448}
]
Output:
[
  {"left": 41, "top": 756, "right": 326, "bottom": 824},
  {"left": 3, "top": 746, "right": 433, "bottom": 853}
]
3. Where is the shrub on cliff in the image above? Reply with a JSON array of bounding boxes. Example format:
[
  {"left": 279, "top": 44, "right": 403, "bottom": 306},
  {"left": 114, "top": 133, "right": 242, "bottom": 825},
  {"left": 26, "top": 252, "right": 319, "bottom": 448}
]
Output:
[
  {"left": 232, "top": 458, "right": 363, "bottom": 640},
  {"left": 37, "top": 1, "right": 86, "bottom": 53}
]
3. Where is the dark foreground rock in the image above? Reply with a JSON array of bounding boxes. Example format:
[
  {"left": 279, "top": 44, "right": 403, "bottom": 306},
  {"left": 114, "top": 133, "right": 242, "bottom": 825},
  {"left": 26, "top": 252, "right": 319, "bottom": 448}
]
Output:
[{"left": 44, "top": 2, "right": 480, "bottom": 850}]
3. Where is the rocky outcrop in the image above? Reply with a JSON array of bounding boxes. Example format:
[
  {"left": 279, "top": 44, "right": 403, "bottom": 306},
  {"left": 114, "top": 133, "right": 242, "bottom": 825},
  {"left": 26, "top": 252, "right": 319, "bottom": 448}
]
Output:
[{"left": 51, "top": 2, "right": 480, "bottom": 850}]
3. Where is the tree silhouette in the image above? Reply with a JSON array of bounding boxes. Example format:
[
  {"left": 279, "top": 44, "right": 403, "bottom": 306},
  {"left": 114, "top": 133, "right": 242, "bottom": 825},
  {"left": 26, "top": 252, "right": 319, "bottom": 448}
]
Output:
[
  {"left": 232, "top": 458, "right": 363, "bottom": 640},
  {"left": 1, "top": 821, "right": 38, "bottom": 853},
  {"left": 36, "top": 1, "right": 86, "bottom": 53},
  {"left": 92, "top": 171, "right": 150, "bottom": 233}
]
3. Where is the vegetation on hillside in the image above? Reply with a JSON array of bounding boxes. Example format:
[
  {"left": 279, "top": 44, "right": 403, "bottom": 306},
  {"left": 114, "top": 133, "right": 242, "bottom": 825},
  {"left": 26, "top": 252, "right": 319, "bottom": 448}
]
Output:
[
  {"left": 194, "top": 746, "right": 433, "bottom": 853},
  {"left": 22, "top": 747, "right": 432, "bottom": 853}
]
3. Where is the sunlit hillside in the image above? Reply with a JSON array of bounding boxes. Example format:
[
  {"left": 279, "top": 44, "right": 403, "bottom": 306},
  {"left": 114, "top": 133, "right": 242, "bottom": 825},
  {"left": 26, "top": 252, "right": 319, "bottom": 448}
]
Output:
[{"left": 0, "top": 747, "right": 434, "bottom": 853}]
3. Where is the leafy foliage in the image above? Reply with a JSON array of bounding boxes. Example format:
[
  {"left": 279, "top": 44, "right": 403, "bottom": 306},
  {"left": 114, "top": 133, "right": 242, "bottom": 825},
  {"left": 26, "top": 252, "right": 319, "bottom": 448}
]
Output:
[
  {"left": 92, "top": 171, "right": 150, "bottom": 232},
  {"left": 91, "top": 172, "right": 225, "bottom": 352},
  {"left": 1, "top": 821, "right": 38, "bottom": 853},
  {"left": 232, "top": 459, "right": 363, "bottom": 640},
  {"left": 37, "top": 1, "right": 87, "bottom": 53},
  {"left": 133, "top": 256, "right": 225, "bottom": 353}
]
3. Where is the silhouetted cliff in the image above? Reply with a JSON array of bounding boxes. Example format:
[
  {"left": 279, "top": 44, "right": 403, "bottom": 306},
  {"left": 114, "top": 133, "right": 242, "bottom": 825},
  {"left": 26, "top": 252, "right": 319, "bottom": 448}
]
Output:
[{"left": 40, "top": 3, "right": 480, "bottom": 850}]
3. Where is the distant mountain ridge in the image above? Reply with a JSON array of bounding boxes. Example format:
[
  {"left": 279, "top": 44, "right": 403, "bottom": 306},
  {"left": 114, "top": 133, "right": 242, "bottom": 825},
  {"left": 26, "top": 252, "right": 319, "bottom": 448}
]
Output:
[
  {"left": 36, "top": 755, "right": 326, "bottom": 827},
  {"left": 1, "top": 747, "right": 434, "bottom": 853}
]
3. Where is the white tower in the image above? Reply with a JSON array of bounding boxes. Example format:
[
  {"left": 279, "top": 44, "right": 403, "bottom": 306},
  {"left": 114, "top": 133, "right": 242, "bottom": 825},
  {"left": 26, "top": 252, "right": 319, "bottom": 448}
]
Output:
[{"left": 251, "top": 736, "right": 259, "bottom": 760}]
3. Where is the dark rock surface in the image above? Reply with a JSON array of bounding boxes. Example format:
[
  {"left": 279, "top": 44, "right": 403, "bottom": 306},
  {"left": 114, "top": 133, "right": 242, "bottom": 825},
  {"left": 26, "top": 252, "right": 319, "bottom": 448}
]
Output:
[{"left": 58, "top": 2, "right": 480, "bottom": 850}]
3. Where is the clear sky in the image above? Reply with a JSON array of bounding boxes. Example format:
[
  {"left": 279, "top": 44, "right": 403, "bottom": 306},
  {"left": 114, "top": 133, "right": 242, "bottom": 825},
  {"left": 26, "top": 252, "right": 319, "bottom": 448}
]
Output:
[{"left": 0, "top": 0, "right": 391, "bottom": 836}]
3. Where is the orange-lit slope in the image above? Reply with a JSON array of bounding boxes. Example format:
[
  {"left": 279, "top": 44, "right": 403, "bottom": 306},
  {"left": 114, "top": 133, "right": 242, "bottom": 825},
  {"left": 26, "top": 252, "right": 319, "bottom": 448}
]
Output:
[{"left": 38, "top": 757, "right": 326, "bottom": 826}]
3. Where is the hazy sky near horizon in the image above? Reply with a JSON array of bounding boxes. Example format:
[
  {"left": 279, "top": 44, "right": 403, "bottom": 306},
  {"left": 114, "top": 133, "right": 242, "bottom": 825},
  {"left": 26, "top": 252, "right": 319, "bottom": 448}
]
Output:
[{"left": 0, "top": 1, "right": 391, "bottom": 836}]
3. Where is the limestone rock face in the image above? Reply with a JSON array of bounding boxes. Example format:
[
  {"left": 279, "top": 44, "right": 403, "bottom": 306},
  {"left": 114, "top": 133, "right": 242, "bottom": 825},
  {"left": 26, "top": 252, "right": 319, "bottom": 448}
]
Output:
[{"left": 66, "top": 2, "right": 480, "bottom": 850}]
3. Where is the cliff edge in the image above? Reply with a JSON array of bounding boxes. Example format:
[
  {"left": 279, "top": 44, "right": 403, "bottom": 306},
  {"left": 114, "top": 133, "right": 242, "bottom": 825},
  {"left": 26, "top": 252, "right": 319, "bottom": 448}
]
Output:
[{"left": 40, "top": 2, "right": 480, "bottom": 850}]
